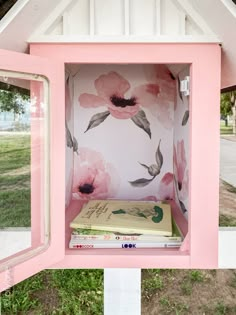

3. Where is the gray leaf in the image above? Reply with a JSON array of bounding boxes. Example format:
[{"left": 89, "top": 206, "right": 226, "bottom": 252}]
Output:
[
  {"left": 179, "top": 200, "right": 187, "bottom": 213},
  {"left": 131, "top": 110, "right": 151, "bottom": 138},
  {"left": 72, "top": 136, "right": 78, "bottom": 154},
  {"left": 85, "top": 111, "right": 110, "bottom": 133},
  {"left": 129, "top": 177, "right": 155, "bottom": 187},
  {"left": 66, "top": 122, "right": 73, "bottom": 148},
  {"left": 139, "top": 162, "right": 149, "bottom": 170},
  {"left": 177, "top": 76, "right": 183, "bottom": 101},
  {"left": 155, "top": 140, "right": 163, "bottom": 170},
  {"left": 182, "top": 110, "right": 189, "bottom": 126}
]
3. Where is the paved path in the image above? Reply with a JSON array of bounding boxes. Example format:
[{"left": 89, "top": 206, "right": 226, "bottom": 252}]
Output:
[{"left": 220, "top": 137, "right": 236, "bottom": 187}]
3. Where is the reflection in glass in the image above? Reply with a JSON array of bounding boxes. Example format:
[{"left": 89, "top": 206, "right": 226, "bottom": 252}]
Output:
[{"left": 0, "top": 71, "right": 49, "bottom": 264}]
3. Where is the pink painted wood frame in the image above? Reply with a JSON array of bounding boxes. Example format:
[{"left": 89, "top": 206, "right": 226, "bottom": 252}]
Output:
[
  {"left": 30, "top": 43, "right": 221, "bottom": 269},
  {"left": 0, "top": 49, "right": 65, "bottom": 291}
]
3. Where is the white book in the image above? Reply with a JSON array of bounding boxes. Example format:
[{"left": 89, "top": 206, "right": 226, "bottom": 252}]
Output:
[{"left": 69, "top": 239, "right": 182, "bottom": 249}]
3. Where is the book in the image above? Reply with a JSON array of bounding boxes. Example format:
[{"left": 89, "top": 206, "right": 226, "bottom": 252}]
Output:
[
  {"left": 69, "top": 240, "right": 181, "bottom": 249},
  {"left": 71, "top": 216, "right": 182, "bottom": 242},
  {"left": 70, "top": 199, "right": 173, "bottom": 236}
]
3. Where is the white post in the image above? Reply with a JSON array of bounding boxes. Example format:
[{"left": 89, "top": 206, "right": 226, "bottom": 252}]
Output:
[
  {"left": 219, "top": 228, "right": 236, "bottom": 268},
  {"left": 104, "top": 268, "right": 141, "bottom": 315}
]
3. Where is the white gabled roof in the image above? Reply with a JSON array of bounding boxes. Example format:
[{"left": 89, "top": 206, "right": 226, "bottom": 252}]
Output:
[
  {"left": 188, "top": 0, "right": 236, "bottom": 88},
  {"left": 0, "top": 0, "right": 220, "bottom": 50},
  {"left": 0, "top": 0, "right": 59, "bottom": 52},
  {"left": 0, "top": 0, "right": 236, "bottom": 87}
]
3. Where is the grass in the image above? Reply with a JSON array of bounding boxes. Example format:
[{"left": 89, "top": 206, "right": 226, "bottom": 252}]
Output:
[
  {"left": 220, "top": 121, "right": 233, "bottom": 135},
  {"left": 0, "top": 134, "right": 31, "bottom": 227},
  {"left": 159, "top": 297, "right": 189, "bottom": 314},
  {"left": 222, "top": 180, "right": 236, "bottom": 194},
  {"left": 142, "top": 269, "right": 190, "bottom": 314},
  {"left": 142, "top": 269, "right": 205, "bottom": 302},
  {"left": 229, "top": 271, "right": 236, "bottom": 289},
  {"left": 219, "top": 180, "right": 236, "bottom": 227},
  {"left": 0, "top": 133, "right": 104, "bottom": 314},
  {"left": 0, "top": 190, "right": 31, "bottom": 226},
  {"left": 180, "top": 270, "right": 204, "bottom": 296},
  {"left": 142, "top": 269, "right": 236, "bottom": 315},
  {"left": 0, "top": 135, "right": 30, "bottom": 174},
  {"left": 200, "top": 302, "right": 236, "bottom": 315},
  {"left": 219, "top": 214, "right": 236, "bottom": 227},
  {"left": 0, "top": 269, "right": 104, "bottom": 315},
  {"left": 188, "top": 270, "right": 204, "bottom": 282}
]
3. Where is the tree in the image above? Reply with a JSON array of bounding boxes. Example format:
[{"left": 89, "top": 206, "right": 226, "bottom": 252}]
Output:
[
  {"left": 0, "top": 89, "right": 29, "bottom": 118},
  {"left": 231, "top": 92, "right": 236, "bottom": 135},
  {"left": 220, "top": 92, "right": 233, "bottom": 126},
  {"left": 220, "top": 91, "right": 236, "bottom": 134}
]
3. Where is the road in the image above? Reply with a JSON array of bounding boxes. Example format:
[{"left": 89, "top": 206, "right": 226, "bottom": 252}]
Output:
[{"left": 220, "top": 138, "right": 236, "bottom": 187}]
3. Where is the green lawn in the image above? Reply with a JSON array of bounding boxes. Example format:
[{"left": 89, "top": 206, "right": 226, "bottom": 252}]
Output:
[
  {"left": 0, "top": 133, "right": 104, "bottom": 314},
  {"left": 220, "top": 121, "right": 233, "bottom": 135},
  {"left": 0, "top": 269, "right": 103, "bottom": 315},
  {"left": 0, "top": 134, "right": 31, "bottom": 227}
]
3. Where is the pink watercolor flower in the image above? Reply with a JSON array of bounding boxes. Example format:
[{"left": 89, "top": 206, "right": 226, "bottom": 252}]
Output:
[
  {"left": 179, "top": 170, "right": 189, "bottom": 201},
  {"left": 144, "top": 64, "right": 176, "bottom": 128},
  {"left": 157, "top": 172, "right": 174, "bottom": 200},
  {"left": 65, "top": 79, "right": 72, "bottom": 122},
  {"left": 173, "top": 140, "right": 188, "bottom": 199},
  {"left": 72, "top": 147, "right": 119, "bottom": 200},
  {"left": 140, "top": 196, "right": 158, "bottom": 202},
  {"left": 79, "top": 71, "right": 160, "bottom": 119}
]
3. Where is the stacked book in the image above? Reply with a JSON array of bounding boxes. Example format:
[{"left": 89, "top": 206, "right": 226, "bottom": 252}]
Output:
[{"left": 69, "top": 199, "right": 183, "bottom": 249}]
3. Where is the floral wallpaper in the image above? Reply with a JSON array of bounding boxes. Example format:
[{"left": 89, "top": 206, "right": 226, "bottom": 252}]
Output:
[
  {"left": 65, "top": 73, "right": 74, "bottom": 207},
  {"left": 173, "top": 66, "right": 190, "bottom": 217},
  {"left": 65, "top": 64, "right": 189, "bottom": 215}
]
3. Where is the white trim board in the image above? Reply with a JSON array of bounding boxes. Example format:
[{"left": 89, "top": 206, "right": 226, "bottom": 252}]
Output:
[
  {"left": 28, "top": 34, "right": 221, "bottom": 43},
  {"left": 28, "top": 0, "right": 219, "bottom": 42},
  {"left": 0, "top": 0, "right": 30, "bottom": 33},
  {"left": 219, "top": 228, "right": 236, "bottom": 268}
]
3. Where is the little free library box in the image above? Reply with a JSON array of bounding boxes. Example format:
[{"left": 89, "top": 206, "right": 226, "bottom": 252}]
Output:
[{"left": 1, "top": 0, "right": 235, "bottom": 291}]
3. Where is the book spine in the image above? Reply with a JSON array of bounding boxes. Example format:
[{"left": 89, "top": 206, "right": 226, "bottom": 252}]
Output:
[
  {"left": 69, "top": 241, "right": 181, "bottom": 249},
  {"left": 70, "top": 223, "right": 172, "bottom": 236},
  {"left": 71, "top": 235, "right": 182, "bottom": 242}
]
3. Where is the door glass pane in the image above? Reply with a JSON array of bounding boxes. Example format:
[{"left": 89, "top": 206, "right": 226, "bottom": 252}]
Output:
[{"left": 0, "top": 71, "right": 49, "bottom": 265}]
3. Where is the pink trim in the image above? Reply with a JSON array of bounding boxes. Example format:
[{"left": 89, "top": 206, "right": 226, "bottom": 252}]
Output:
[
  {"left": 29, "top": 43, "right": 220, "bottom": 268},
  {"left": 0, "top": 49, "right": 65, "bottom": 291},
  {"left": 30, "top": 81, "right": 43, "bottom": 247},
  {"left": 189, "top": 48, "right": 221, "bottom": 268}
]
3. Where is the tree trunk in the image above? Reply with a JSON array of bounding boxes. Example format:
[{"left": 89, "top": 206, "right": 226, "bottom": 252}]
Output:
[
  {"left": 230, "top": 92, "right": 236, "bottom": 135},
  {"left": 233, "top": 103, "right": 236, "bottom": 135},
  {"left": 225, "top": 117, "right": 228, "bottom": 127}
]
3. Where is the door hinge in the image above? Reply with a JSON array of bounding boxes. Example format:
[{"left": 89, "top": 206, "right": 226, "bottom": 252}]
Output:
[{"left": 180, "top": 76, "right": 190, "bottom": 96}]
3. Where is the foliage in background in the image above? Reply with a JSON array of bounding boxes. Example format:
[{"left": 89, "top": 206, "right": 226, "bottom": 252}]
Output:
[
  {"left": 220, "top": 92, "right": 233, "bottom": 122},
  {"left": 0, "top": 89, "right": 29, "bottom": 116},
  {"left": 0, "top": 134, "right": 31, "bottom": 227}
]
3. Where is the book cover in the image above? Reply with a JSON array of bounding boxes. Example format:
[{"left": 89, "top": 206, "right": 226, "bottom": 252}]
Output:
[
  {"left": 71, "top": 217, "right": 182, "bottom": 241},
  {"left": 70, "top": 200, "right": 172, "bottom": 236},
  {"left": 69, "top": 240, "right": 181, "bottom": 249}
]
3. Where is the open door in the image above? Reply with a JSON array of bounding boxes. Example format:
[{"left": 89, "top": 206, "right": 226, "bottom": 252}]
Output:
[{"left": 0, "top": 49, "right": 65, "bottom": 291}]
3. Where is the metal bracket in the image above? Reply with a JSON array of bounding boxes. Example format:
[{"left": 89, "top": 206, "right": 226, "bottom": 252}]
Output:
[{"left": 180, "top": 76, "right": 190, "bottom": 96}]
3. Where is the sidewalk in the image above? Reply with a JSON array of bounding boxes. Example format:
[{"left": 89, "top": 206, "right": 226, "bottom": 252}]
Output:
[
  {"left": 220, "top": 136, "right": 236, "bottom": 187},
  {"left": 221, "top": 134, "right": 236, "bottom": 142}
]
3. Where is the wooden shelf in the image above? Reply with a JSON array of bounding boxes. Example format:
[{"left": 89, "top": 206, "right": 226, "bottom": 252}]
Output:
[{"left": 49, "top": 199, "right": 191, "bottom": 269}]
